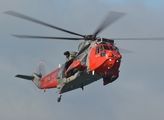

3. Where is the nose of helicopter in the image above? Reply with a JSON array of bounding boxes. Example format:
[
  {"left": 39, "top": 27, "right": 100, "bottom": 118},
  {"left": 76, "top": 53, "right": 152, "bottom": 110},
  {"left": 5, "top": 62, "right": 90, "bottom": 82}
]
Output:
[
  {"left": 104, "top": 57, "right": 121, "bottom": 69},
  {"left": 95, "top": 51, "right": 121, "bottom": 75},
  {"left": 106, "top": 51, "right": 122, "bottom": 59}
]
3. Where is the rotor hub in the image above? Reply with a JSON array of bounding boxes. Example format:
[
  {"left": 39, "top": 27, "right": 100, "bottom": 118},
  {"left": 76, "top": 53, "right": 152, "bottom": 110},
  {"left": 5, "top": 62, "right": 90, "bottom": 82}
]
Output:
[{"left": 84, "top": 35, "right": 96, "bottom": 41}]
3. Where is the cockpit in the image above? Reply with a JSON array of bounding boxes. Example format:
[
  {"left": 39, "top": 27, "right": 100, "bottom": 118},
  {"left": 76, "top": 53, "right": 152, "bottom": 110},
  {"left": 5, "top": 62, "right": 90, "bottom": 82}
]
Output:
[{"left": 95, "top": 44, "right": 119, "bottom": 54}]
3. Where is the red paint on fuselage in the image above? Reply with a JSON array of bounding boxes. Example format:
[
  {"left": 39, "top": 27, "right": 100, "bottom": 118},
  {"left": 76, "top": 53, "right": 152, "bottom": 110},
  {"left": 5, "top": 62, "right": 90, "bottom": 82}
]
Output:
[
  {"left": 40, "top": 68, "right": 59, "bottom": 89},
  {"left": 65, "top": 61, "right": 87, "bottom": 78}
]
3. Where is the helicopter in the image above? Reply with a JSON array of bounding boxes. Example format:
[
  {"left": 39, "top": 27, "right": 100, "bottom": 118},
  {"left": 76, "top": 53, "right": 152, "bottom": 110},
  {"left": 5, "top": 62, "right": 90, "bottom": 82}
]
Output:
[{"left": 4, "top": 10, "right": 164, "bottom": 102}]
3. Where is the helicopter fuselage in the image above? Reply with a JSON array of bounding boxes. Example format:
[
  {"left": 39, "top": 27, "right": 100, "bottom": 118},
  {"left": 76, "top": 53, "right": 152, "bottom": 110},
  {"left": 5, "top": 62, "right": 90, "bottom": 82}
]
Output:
[{"left": 39, "top": 38, "right": 122, "bottom": 94}]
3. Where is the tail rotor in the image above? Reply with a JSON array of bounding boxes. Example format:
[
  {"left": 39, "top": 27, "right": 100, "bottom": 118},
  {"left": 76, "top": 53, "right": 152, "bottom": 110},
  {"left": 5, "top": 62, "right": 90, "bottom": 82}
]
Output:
[
  {"left": 34, "top": 61, "right": 47, "bottom": 78},
  {"left": 15, "top": 61, "right": 47, "bottom": 90}
]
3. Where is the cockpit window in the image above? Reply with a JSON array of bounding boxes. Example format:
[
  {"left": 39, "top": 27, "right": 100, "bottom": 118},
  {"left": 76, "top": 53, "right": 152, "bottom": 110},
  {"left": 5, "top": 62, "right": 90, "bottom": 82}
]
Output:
[
  {"left": 109, "top": 46, "right": 113, "bottom": 50},
  {"left": 103, "top": 45, "right": 110, "bottom": 50},
  {"left": 113, "top": 46, "right": 119, "bottom": 52},
  {"left": 103, "top": 45, "right": 113, "bottom": 50},
  {"left": 96, "top": 45, "right": 117, "bottom": 54}
]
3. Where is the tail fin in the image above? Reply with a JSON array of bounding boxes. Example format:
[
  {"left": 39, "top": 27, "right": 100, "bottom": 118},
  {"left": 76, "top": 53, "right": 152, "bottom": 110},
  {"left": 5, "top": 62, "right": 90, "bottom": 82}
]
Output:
[
  {"left": 15, "top": 61, "right": 47, "bottom": 89},
  {"left": 15, "top": 74, "right": 34, "bottom": 80},
  {"left": 15, "top": 73, "right": 41, "bottom": 88}
]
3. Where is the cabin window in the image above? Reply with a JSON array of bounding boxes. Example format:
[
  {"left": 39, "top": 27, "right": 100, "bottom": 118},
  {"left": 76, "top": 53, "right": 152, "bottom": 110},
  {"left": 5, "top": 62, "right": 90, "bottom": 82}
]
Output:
[
  {"left": 99, "top": 45, "right": 103, "bottom": 52},
  {"left": 96, "top": 46, "right": 99, "bottom": 54},
  {"left": 96, "top": 45, "right": 103, "bottom": 54}
]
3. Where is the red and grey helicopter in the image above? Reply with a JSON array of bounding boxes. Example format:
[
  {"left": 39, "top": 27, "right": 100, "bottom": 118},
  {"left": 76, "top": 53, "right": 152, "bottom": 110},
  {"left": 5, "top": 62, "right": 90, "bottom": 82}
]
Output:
[{"left": 4, "top": 11, "right": 164, "bottom": 102}]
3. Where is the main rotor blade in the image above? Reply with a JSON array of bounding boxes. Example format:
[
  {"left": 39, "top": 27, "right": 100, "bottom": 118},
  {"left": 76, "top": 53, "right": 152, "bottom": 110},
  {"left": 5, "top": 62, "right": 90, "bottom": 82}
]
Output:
[
  {"left": 12, "top": 35, "right": 84, "bottom": 40},
  {"left": 4, "top": 11, "right": 85, "bottom": 37},
  {"left": 118, "top": 48, "right": 134, "bottom": 53},
  {"left": 94, "top": 11, "right": 126, "bottom": 37},
  {"left": 110, "top": 37, "right": 164, "bottom": 40}
]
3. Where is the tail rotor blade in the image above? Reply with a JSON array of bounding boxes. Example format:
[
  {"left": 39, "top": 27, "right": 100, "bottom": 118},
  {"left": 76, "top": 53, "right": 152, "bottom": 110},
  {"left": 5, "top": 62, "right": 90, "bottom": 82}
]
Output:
[{"left": 35, "top": 61, "right": 47, "bottom": 78}]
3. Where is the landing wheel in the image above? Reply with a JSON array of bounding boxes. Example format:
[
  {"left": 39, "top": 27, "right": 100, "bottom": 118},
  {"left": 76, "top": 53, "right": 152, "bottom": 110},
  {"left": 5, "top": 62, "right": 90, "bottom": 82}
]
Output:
[
  {"left": 57, "top": 95, "right": 62, "bottom": 102},
  {"left": 81, "top": 84, "right": 84, "bottom": 90}
]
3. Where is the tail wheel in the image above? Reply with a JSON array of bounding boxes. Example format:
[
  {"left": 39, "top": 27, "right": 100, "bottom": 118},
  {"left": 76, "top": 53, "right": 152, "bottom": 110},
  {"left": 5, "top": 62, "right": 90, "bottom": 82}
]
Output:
[{"left": 35, "top": 61, "right": 47, "bottom": 78}]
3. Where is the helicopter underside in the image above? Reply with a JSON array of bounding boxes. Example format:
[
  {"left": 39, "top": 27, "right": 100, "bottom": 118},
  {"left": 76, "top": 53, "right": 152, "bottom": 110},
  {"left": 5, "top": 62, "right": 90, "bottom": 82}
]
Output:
[{"left": 59, "top": 72, "right": 102, "bottom": 94}]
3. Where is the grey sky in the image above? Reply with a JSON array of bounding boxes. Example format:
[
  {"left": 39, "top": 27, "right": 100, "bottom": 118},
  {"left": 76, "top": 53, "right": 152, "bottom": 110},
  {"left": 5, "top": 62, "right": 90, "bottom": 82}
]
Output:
[{"left": 0, "top": 0, "right": 164, "bottom": 120}]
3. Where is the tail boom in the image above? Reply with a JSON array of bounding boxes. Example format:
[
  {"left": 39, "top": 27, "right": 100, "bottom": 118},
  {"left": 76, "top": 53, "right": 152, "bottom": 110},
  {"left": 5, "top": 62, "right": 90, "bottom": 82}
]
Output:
[
  {"left": 39, "top": 68, "right": 59, "bottom": 89},
  {"left": 15, "top": 68, "right": 59, "bottom": 90}
]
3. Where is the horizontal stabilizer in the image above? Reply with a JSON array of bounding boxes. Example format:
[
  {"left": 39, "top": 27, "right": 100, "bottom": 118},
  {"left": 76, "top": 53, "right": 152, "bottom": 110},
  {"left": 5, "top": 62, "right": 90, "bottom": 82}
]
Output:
[{"left": 15, "top": 74, "right": 34, "bottom": 80}]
